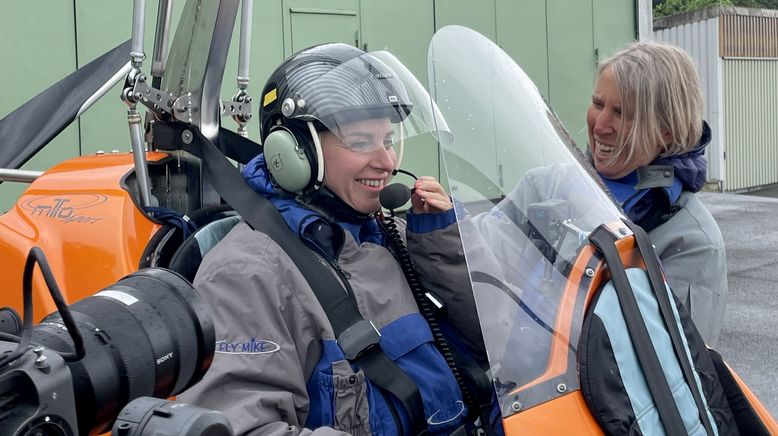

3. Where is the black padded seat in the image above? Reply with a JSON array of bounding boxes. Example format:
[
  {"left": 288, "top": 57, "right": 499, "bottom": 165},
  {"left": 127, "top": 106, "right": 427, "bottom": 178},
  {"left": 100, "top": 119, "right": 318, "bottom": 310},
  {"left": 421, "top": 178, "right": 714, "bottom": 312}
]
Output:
[
  {"left": 140, "top": 205, "right": 237, "bottom": 269},
  {"left": 168, "top": 215, "right": 242, "bottom": 283}
]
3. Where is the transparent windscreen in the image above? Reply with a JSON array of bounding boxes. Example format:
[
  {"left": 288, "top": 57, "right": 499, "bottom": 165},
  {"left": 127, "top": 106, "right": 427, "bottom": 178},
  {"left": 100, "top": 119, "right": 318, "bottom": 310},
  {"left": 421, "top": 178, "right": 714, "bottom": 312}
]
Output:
[
  {"left": 428, "top": 26, "right": 624, "bottom": 415},
  {"left": 291, "top": 50, "right": 451, "bottom": 149}
]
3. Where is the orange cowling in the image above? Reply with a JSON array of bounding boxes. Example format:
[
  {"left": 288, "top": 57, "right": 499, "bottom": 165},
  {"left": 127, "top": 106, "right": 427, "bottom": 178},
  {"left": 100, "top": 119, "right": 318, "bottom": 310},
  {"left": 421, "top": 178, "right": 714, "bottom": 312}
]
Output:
[
  {"left": 503, "top": 391, "right": 603, "bottom": 435},
  {"left": 0, "top": 152, "right": 166, "bottom": 322}
]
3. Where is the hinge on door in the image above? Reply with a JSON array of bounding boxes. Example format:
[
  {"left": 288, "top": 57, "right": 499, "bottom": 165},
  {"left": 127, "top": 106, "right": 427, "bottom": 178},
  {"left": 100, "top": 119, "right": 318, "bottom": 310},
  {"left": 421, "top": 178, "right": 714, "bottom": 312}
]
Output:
[
  {"left": 355, "top": 30, "right": 360, "bottom": 48},
  {"left": 498, "top": 163, "right": 504, "bottom": 188}
]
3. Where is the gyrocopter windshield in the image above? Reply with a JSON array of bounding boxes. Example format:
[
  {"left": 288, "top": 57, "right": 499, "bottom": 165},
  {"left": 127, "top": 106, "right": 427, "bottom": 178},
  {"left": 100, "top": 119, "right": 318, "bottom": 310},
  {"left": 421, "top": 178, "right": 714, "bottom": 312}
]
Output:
[{"left": 428, "top": 25, "right": 625, "bottom": 416}]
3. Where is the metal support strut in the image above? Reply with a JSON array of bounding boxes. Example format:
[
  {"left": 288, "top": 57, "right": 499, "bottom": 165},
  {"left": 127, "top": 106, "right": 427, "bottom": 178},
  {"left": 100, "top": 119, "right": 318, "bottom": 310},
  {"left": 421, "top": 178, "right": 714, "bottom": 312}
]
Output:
[{"left": 125, "top": 0, "right": 153, "bottom": 208}]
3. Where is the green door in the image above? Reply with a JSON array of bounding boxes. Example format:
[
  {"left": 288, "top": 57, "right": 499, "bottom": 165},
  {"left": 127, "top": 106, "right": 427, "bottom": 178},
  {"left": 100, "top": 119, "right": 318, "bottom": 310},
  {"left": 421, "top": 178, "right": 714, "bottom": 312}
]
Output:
[
  {"left": 546, "top": 0, "right": 595, "bottom": 149},
  {"left": 282, "top": 0, "right": 360, "bottom": 56},
  {"left": 361, "top": 0, "right": 439, "bottom": 183}
]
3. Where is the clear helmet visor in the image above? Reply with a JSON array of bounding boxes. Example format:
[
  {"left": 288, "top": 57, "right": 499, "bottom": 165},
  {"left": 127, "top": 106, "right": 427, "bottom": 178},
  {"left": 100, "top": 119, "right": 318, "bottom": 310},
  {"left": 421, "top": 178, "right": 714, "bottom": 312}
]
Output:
[{"left": 286, "top": 51, "right": 451, "bottom": 153}]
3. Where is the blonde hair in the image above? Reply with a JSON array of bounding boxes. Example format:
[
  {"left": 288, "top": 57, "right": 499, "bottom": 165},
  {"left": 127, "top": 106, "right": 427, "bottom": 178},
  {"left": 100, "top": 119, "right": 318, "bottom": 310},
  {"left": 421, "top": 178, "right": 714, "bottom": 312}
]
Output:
[{"left": 598, "top": 41, "right": 703, "bottom": 164}]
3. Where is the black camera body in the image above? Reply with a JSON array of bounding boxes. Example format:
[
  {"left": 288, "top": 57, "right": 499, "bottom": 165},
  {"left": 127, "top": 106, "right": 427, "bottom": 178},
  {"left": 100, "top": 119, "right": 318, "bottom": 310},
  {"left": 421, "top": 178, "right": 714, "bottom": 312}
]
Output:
[
  {"left": 0, "top": 265, "right": 232, "bottom": 436},
  {"left": 0, "top": 340, "right": 78, "bottom": 435}
]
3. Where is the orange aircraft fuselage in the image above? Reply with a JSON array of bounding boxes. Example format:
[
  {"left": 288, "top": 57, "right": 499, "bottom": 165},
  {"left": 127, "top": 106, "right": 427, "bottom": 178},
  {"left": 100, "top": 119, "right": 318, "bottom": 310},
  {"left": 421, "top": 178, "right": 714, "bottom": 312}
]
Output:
[{"left": 0, "top": 152, "right": 166, "bottom": 322}]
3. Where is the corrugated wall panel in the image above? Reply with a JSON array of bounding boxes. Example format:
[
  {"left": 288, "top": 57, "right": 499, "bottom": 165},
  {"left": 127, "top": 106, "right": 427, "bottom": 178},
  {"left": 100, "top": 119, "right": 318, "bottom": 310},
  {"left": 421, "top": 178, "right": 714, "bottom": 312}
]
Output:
[
  {"left": 654, "top": 18, "right": 725, "bottom": 184},
  {"left": 723, "top": 59, "right": 778, "bottom": 191},
  {"left": 721, "top": 14, "right": 778, "bottom": 58}
]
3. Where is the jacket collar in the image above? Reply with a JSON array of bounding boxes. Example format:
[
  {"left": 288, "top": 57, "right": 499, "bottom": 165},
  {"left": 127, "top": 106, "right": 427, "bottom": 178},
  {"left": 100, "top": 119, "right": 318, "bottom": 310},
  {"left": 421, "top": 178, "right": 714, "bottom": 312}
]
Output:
[
  {"left": 653, "top": 120, "right": 711, "bottom": 193},
  {"left": 242, "top": 153, "right": 384, "bottom": 257},
  {"left": 598, "top": 121, "right": 711, "bottom": 221}
]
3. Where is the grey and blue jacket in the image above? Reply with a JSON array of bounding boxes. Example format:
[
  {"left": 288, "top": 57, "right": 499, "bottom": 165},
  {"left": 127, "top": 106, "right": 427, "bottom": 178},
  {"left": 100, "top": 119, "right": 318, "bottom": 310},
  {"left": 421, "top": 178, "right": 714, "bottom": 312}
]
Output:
[
  {"left": 598, "top": 122, "right": 728, "bottom": 346},
  {"left": 179, "top": 154, "right": 475, "bottom": 435}
]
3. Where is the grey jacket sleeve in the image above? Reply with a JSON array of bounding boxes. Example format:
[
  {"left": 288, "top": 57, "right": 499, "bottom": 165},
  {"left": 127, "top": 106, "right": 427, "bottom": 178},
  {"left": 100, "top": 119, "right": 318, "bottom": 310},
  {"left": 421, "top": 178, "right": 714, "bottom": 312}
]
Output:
[
  {"left": 177, "top": 226, "right": 348, "bottom": 436},
  {"left": 650, "top": 193, "right": 728, "bottom": 347}
]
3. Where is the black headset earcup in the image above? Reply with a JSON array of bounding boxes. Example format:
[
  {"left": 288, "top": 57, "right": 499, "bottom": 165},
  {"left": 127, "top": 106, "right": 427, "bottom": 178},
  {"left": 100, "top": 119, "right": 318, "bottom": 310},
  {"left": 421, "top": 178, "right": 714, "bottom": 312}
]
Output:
[{"left": 263, "top": 127, "right": 312, "bottom": 193}]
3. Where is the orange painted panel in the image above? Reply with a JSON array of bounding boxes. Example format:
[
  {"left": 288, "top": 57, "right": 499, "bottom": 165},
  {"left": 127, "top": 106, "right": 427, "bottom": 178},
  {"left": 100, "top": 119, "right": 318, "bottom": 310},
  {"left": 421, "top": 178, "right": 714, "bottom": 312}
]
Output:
[
  {"left": 0, "top": 152, "right": 165, "bottom": 321},
  {"left": 503, "top": 391, "right": 603, "bottom": 435}
]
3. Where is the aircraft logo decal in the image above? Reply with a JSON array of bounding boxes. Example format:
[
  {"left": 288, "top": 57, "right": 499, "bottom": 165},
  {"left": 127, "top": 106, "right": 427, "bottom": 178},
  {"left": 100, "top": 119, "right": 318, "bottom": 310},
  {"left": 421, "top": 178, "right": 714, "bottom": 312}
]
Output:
[
  {"left": 216, "top": 338, "right": 281, "bottom": 355},
  {"left": 21, "top": 194, "right": 107, "bottom": 224}
]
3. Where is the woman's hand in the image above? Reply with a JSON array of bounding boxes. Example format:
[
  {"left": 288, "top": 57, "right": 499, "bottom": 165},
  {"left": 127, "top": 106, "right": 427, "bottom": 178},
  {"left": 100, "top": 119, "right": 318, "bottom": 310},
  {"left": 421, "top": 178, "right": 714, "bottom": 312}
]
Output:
[{"left": 411, "top": 176, "right": 453, "bottom": 214}]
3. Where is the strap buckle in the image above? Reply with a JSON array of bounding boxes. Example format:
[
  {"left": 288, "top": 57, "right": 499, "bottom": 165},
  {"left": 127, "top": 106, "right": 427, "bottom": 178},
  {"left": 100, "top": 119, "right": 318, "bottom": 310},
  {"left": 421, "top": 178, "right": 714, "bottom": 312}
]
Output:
[{"left": 338, "top": 319, "right": 381, "bottom": 360}]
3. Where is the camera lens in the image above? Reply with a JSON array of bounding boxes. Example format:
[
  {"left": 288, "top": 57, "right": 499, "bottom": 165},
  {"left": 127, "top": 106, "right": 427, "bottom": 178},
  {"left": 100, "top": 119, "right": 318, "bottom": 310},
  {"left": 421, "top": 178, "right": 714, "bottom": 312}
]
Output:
[{"left": 29, "top": 268, "right": 215, "bottom": 436}]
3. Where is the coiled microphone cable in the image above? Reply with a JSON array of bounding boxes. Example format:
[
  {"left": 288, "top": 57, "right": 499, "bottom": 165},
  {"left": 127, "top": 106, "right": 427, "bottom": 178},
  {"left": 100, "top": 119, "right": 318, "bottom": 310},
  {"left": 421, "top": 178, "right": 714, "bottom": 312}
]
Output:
[{"left": 379, "top": 174, "right": 488, "bottom": 432}]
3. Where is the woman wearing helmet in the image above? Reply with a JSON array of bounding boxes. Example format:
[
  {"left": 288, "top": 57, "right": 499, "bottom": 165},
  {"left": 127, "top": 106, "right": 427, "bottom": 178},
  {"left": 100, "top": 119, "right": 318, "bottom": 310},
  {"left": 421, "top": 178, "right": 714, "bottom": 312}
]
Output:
[{"left": 178, "top": 43, "right": 489, "bottom": 435}]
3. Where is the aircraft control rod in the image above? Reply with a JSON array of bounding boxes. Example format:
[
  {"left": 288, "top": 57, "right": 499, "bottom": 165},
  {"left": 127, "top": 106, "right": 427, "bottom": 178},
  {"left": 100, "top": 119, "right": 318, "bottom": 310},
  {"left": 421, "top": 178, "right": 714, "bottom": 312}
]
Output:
[{"left": 151, "top": 0, "right": 174, "bottom": 89}]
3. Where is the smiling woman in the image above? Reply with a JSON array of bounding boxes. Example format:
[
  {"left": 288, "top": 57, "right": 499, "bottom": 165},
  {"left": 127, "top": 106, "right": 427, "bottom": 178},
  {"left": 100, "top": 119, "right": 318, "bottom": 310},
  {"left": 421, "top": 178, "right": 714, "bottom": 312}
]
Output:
[
  {"left": 321, "top": 117, "right": 398, "bottom": 214},
  {"left": 176, "top": 42, "right": 493, "bottom": 435},
  {"left": 587, "top": 41, "right": 728, "bottom": 347}
]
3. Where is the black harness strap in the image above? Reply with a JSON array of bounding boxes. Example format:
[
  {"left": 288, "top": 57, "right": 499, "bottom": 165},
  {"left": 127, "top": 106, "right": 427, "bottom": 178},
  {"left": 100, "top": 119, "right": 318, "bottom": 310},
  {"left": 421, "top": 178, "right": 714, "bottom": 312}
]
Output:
[
  {"left": 588, "top": 226, "right": 688, "bottom": 436},
  {"left": 156, "top": 123, "right": 428, "bottom": 435},
  {"left": 625, "top": 220, "right": 716, "bottom": 435}
]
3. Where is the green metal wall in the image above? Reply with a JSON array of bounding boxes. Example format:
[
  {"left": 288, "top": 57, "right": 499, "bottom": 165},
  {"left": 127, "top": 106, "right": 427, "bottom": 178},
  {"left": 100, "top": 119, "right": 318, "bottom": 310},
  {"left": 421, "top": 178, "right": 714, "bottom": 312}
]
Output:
[
  {"left": 724, "top": 59, "right": 778, "bottom": 191},
  {"left": 0, "top": 0, "right": 636, "bottom": 211}
]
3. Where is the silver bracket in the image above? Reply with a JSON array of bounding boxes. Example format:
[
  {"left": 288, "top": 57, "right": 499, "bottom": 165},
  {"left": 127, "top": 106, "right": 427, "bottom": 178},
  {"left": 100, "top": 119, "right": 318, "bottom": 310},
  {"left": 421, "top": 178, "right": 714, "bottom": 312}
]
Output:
[
  {"left": 222, "top": 94, "right": 252, "bottom": 121},
  {"left": 172, "top": 93, "right": 194, "bottom": 124},
  {"left": 122, "top": 68, "right": 184, "bottom": 121},
  {"left": 224, "top": 90, "right": 253, "bottom": 137},
  {"left": 132, "top": 80, "right": 178, "bottom": 114}
]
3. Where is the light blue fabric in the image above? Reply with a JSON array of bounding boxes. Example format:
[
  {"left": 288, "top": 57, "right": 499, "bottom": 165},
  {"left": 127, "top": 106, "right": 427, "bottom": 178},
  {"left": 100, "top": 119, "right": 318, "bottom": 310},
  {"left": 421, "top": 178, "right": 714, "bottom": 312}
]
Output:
[
  {"left": 194, "top": 216, "right": 241, "bottom": 256},
  {"left": 593, "top": 268, "right": 715, "bottom": 436},
  {"left": 663, "top": 276, "right": 718, "bottom": 433}
]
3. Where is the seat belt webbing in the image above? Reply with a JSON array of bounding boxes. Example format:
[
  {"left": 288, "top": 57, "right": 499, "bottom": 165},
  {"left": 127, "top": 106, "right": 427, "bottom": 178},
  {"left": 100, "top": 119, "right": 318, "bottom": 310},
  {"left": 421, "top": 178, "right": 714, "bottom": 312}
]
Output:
[
  {"left": 588, "top": 226, "right": 688, "bottom": 436},
  {"left": 626, "top": 220, "right": 715, "bottom": 435}
]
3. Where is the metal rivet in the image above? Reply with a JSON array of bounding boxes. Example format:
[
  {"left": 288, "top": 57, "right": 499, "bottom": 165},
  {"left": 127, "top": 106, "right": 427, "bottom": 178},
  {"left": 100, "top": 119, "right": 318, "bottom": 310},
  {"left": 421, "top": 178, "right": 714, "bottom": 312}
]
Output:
[
  {"left": 663, "top": 170, "right": 671, "bottom": 178},
  {"left": 96, "top": 150, "right": 105, "bottom": 155},
  {"left": 281, "top": 98, "right": 296, "bottom": 117},
  {"left": 348, "top": 375, "right": 357, "bottom": 385},
  {"left": 584, "top": 267, "right": 595, "bottom": 277},
  {"left": 619, "top": 228, "right": 628, "bottom": 236},
  {"left": 35, "top": 354, "right": 47, "bottom": 366},
  {"left": 511, "top": 401, "right": 522, "bottom": 412},
  {"left": 297, "top": 98, "right": 306, "bottom": 109},
  {"left": 557, "top": 383, "right": 567, "bottom": 393},
  {"left": 52, "top": 391, "right": 57, "bottom": 400},
  {"left": 181, "top": 130, "right": 193, "bottom": 145}
]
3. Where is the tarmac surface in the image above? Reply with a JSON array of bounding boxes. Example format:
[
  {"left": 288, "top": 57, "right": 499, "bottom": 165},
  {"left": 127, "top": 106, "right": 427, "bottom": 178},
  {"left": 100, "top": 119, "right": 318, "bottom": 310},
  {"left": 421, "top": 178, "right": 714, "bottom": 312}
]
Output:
[{"left": 699, "top": 191, "right": 778, "bottom": 416}]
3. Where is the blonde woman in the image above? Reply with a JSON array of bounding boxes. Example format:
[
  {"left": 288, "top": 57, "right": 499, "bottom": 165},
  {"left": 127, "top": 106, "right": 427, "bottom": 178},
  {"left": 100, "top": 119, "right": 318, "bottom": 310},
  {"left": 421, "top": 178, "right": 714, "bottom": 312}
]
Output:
[{"left": 588, "top": 41, "right": 727, "bottom": 346}]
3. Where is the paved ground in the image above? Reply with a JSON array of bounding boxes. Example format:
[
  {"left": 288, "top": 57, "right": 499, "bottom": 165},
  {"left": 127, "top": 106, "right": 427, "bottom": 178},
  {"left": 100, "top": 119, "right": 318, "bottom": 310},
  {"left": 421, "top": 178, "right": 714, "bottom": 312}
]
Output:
[
  {"left": 747, "top": 185, "right": 778, "bottom": 199},
  {"left": 699, "top": 191, "right": 778, "bottom": 416}
]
